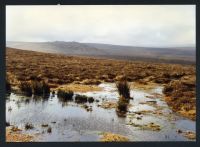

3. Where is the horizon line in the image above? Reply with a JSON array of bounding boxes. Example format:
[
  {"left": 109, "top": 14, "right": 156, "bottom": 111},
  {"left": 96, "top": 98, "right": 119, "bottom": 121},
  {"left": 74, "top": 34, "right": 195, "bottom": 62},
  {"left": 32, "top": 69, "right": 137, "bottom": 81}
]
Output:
[{"left": 6, "top": 40, "right": 196, "bottom": 48}]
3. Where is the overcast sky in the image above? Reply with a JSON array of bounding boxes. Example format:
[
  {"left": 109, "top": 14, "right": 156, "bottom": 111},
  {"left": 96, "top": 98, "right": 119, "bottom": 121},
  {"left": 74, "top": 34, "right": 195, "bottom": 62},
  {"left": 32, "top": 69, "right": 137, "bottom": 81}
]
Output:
[{"left": 6, "top": 5, "right": 195, "bottom": 47}]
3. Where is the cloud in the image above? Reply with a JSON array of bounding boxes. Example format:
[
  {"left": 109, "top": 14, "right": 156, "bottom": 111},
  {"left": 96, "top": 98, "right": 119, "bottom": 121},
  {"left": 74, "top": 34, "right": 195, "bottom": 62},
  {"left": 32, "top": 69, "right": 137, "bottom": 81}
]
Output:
[{"left": 6, "top": 5, "right": 195, "bottom": 47}]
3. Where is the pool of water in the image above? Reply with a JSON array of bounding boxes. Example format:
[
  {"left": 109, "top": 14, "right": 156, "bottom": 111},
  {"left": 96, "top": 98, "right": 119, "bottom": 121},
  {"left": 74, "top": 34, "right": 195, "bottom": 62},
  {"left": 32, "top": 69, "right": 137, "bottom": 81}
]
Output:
[{"left": 6, "top": 83, "right": 196, "bottom": 142}]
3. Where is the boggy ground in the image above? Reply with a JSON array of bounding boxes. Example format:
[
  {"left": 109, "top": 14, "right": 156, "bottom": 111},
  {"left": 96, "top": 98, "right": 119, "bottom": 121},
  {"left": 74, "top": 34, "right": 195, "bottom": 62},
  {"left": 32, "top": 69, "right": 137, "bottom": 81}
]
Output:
[{"left": 6, "top": 47, "right": 196, "bottom": 121}]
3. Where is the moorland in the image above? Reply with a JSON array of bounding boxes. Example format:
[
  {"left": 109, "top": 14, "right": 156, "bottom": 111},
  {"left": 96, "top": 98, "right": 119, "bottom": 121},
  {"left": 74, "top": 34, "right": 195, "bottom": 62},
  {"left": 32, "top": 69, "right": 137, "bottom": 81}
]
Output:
[{"left": 6, "top": 47, "right": 196, "bottom": 142}]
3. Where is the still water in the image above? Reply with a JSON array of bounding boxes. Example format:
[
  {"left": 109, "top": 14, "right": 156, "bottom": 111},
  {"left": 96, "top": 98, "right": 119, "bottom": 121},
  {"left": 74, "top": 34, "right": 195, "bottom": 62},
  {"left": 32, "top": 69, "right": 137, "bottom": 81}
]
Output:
[{"left": 6, "top": 83, "right": 195, "bottom": 141}]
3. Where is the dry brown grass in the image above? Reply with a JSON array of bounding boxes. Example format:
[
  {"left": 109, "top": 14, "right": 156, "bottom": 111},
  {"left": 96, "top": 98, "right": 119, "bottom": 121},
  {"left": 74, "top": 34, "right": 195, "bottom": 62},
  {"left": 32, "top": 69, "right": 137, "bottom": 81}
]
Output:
[
  {"left": 6, "top": 48, "right": 195, "bottom": 87},
  {"left": 6, "top": 127, "right": 34, "bottom": 142},
  {"left": 163, "top": 76, "right": 196, "bottom": 120},
  {"left": 100, "top": 132, "right": 129, "bottom": 142}
]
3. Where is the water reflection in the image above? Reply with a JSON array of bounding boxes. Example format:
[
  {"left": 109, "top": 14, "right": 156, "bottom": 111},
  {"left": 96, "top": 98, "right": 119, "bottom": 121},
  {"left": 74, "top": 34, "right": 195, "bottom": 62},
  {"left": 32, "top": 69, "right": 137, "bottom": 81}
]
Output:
[{"left": 6, "top": 83, "right": 196, "bottom": 141}]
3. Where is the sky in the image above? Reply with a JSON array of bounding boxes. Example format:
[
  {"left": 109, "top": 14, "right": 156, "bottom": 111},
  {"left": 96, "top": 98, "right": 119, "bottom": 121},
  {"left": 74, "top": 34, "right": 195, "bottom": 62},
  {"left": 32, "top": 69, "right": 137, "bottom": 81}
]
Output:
[{"left": 6, "top": 5, "right": 195, "bottom": 47}]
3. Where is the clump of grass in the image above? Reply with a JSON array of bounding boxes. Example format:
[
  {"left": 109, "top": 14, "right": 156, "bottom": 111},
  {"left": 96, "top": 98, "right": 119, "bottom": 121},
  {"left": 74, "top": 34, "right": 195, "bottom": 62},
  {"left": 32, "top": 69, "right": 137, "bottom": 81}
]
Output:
[
  {"left": 57, "top": 89, "right": 74, "bottom": 100},
  {"left": 116, "top": 79, "right": 130, "bottom": 117},
  {"left": 75, "top": 94, "right": 88, "bottom": 103},
  {"left": 19, "top": 81, "right": 32, "bottom": 96},
  {"left": 117, "top": 96, "right": 129, "bottom": 112},
  {"left": 32, "top": 80, "right": 50, "bottom": 96},
  {"left": 116, "top": 79, "right": 130, "bottom": 99},
  {"left": 88, "top": 97, "right": 94, "bottom": 103},
  {"left": 25, "top": 123, "right": 34, "bottom": 130}
]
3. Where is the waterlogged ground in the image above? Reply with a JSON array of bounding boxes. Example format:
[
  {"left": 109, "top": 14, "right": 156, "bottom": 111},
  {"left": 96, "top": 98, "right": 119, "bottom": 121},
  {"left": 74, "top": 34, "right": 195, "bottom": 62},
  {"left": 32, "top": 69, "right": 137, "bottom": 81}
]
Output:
[{"left": 6, "top": 83, "right": 196, "bottom": 142}]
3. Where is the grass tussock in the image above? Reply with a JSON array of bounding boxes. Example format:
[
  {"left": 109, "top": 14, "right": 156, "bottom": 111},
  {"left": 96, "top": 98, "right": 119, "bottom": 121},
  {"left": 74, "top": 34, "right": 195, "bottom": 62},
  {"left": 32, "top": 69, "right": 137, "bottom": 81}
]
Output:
[
  {"left": 75, "top": 94, "right": 88, "bottom": 103},
  {"left": 32, "top": 80, "right": 50, "bottom": 96},
  {"left": 25, "top": 123, "right": 34, "bottom": 130},
  {"left": 117, "top": 96, "right": 129, "bottom": 113},
  {"left": 74, "top": 94, "right": 94, "bottom": 103},
  {"left": 116, "top": 79, "right": 131, "bottom": 99},
  {"left": 57, "top": 89, "right": 74, "bottom": 100},
  {"left": 19, "top": 80, "right": 50, "bottom": 97},
  {"left": 19, "top": 81, "right": 32, "bottom": 96}
]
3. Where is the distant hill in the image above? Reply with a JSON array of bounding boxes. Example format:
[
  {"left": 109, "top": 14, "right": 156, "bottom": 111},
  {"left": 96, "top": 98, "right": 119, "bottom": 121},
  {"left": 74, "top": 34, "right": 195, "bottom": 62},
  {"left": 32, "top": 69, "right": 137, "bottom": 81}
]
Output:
[{"left": 6, "top": 41, "right": 195, "bottom": 64}]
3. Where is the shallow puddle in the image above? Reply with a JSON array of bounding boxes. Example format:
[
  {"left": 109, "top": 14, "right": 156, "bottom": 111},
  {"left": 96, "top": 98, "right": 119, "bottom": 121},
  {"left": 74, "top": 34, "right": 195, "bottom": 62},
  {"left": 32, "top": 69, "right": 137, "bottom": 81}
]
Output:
[{"left": 6, "top": 83, "right": 196, "bottom": 141}]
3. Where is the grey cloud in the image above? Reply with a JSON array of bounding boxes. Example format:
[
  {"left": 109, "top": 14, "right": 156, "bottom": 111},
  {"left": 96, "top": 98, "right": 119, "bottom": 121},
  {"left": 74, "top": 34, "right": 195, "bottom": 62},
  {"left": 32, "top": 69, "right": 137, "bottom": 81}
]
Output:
[{"left": 6, "top": 5, "right": 195, "bottom": 47}]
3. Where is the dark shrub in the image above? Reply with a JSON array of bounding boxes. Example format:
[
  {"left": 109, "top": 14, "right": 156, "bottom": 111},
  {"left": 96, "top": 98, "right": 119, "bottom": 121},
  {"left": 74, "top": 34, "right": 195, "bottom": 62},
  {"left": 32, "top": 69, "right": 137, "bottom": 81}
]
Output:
[
  {"left": 116, "top": 96, "right": 129, "bottom": 117},
  {"left": 19, "top": 81, "right": 32, "bottom": 96},
  {"left": 116, "top": 80, "right": 130, "bottom": 99},
  {"left": 25, "top": 123, "right": 34, "bottom": 130},
  {"left": 32, "top": 80, "right": 43, "bottom": 95},
  {"left": 88, "top": 97, "right": 94, "bottom": 103},
  {"left": 75, "top": 94, "right": 88, "bottom": 103},
  {"left": 41, "top": 80, "right": 50, "bottom": 95},
  {"left": 57, "top": 89, "right": 74, "bottom": 100},
  {"left": 117, "top": 96, "right": 129, "bottom": 112},
  {"left": 32, "top": 80, "right": 50, "bottom": 96}
]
